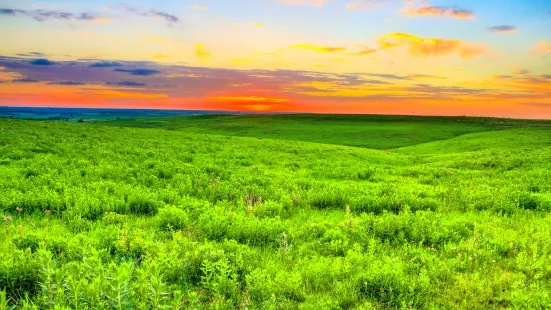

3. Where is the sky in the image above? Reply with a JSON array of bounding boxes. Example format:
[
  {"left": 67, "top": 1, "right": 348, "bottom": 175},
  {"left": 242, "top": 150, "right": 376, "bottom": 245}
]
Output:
[{"left": 0, "top": 0, "right": 550, "bottom": 118}]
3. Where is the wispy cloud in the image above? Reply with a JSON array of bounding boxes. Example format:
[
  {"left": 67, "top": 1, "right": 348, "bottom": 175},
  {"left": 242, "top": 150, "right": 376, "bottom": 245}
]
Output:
[
  {"left": 0, "top": 8, "right": 109, "bottom": 22},
  {"left": 378, "top": 33, "right": 487, "bottom": 58},
  {"left": 16, "top": 52, "right": 46, "bottom": 57},
  {"left": 114, "top": 68, "right": 161, "bottom": 76},
  {"left": 407, "top": 74, "right": 447, "bottom": 80},
  {"left": 148, "top": 10, "right": 181, "bottom": 24},
  {"left": 533, "top": 41, "right": 551, "bottom": 53},
  {"left": 107, "top": 81, "right": 147, "bottom": 87},
  {"left": 48, "top": 81, "right": 86, "bottom": 85},
  {"left": 494, "top": 73, "right": 551, "bottom": 93},
  {"left": 488, "top": 25, "right": 517, "bottom": 34},
  {"left": 348, "top": 46, "right": 377, "bottom": 56},
  {"left": 89, "top": 61, "right": 122, "bottom": 68},
  {"left": 513, "top": 69, "right": 530, "bottom": 75},
  {"left": 289, "top": 44, "right": 346, "bottom": 53},
  {"left": 124, "top": 6, "right": 182, "bottom": 26},
  {"left": 401, "top": 1, "right": 475, "bottom": 20},
  {"left": 12, "top": 78, "right": 39, "bottom": 83}
]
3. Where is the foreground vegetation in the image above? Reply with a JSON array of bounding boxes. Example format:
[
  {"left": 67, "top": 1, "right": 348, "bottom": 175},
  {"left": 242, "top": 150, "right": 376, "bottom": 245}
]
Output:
[{"left": 1, "top": 116, "right": 551, "bottom": 309}]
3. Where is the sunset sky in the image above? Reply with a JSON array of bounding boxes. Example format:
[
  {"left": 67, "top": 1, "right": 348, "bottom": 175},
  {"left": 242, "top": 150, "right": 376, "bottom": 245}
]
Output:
[{"left": 0, "top": 0, "right": 550, "bottom": 118}]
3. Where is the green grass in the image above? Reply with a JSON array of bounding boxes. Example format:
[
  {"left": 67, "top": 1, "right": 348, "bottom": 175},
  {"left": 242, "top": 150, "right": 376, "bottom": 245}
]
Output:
[
  {"left": 1, "top": 116, "right": 551, "bottom": 309},
  {"left": 96, "top": 114, "right": 551, "bottom": 149}
]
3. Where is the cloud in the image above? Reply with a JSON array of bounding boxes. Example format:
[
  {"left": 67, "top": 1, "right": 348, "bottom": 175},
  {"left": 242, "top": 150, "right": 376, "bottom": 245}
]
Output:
[
  {"left": 48, "top": 81, "right": 86, "bottom": 85},
  {"left": 494, "top": 74, "right": 551, "bottom": 93},
  {"left": 107, "top": 81, "right": 147, "bottom": 87},
  {"left": 289, "top": 44, "right": 346, "bottom": 53},
  {"left": 124, "top": 6, "right": 182, "bottom": 26},
  {"left": 12, "top": 78, "right": 39, "bottom": 83},
  {"left": 89, "top": 61, "right": 122, "bottom": 68},
  {"left": 488, "top": 25, "right": 517, "bottom": 34},
  {"left": 114, "top": 68, "right": 161, "bottom": 76},
  {"left": 349, "top": 46, "right": 377, "bottom": 56},
  {"left": 0, "top": 8, "right": 108, "bottom": 22},
  {"left": 148, "top": 10, "right": 181, "bottom": 24},
  {"left": 30, "top": 59, "right": 55, "bottom": 66},
  {"left": 513, "top": 69, "right": 529, "bottom": 75},
  {"left": 378, "top": 33, "right": 487, "bottom": 58},
  {"left": 404, "top": 84, "right": 492, "bottom": 95},
  {"left": 16, "top": 52, "right": 45, "bottom": 57},
  {"left": 359, "top": 73, "right": 412, "bottom": 80},
  {"left": 2, "top": 55, "right": 533, "bottom": 110},
  {"left": 189, "top": 5, "right": 209, "bottom": 10},
  {"left": 401, "top": 1, "right": 475, "bottom": 19},
  {"left": 0, "top": 8, "right": 19, "bottom": 15},
  {"left": 496, "top": 74, "right": 551, "bottom": 84},
  {"left": 533, "top": 41, "right": 551, "bottom": 53},
  {"left": 275, "top": 0, "right": 326, "bottom": 7},
  {"left": 407, "top": 74, "right": 446, "bottom": 80},
  {"left": 195, "top": 44, "right": 211, "bottom": 58}
]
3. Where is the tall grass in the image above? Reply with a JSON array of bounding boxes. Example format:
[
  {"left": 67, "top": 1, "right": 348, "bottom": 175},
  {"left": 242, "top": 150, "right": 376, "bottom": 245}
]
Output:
[{"left": 0, "top": 118, "right": 550, "bottom": 308}]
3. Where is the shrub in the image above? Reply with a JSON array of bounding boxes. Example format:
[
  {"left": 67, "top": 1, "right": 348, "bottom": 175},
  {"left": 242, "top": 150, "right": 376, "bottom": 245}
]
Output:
[
  {"left": 113, "top": 228, "right": 154, "bottom": 258},
  {"left": 349, "top": 196, "right": 384, "bottom": 214},
  {"left": 128, "top": 193, "right": 159, "bottom": 216},
  {"left": 157, "top": 207, "right": 189, "bottom": 231},
  {"left": 0, "top": 249, "right": 40, "bottom": 303},
  {"left": 246, "top": 268, "right": 275, "bottom": 303},
  {"left": 13, "top": 236, "right": 41, "bottom": 253},
  {"left": 309, "top": 188, "right": 347, "bottom": 210},
  {"left": 355, "top": 168, "right": 376, "bottom": 181},
  {"left": 355, "top": 260, "right": 429, "bottom": 308},
  {"left": 517, "top": 193, "right": 539, "bottom": 210},
  {"left": 252, "top": 201, "right": 287, "bottom": 218},
  {"left": 200, "top": 258, "right": 239, "bottom": 301},
  {"left": 103, "top": 212, "right": 127, "bottom": 225},
  {"left": 198, "top": 207, "right": 285, "bottom": 247}
]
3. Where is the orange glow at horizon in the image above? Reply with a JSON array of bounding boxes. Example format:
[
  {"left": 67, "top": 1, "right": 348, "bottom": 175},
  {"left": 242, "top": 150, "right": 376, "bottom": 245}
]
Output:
[{"left": 2, "top": 82, "right": 550, "bottom": 119}]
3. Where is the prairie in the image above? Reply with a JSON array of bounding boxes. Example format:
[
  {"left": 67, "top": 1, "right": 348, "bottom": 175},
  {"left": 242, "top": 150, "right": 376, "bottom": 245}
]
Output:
[
  {"left": 98, "top": 114, "right": 551, "bottom": 148},
  {"left": 1, "top": 115, "right": 551, "bottom": 309}
]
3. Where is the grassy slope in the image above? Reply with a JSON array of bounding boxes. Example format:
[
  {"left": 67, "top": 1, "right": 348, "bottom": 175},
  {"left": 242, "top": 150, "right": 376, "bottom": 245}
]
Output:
[
  {"left": 396, "top": 127, "right": 551, "bottom": 154},
  {"left": 97, "top": 114, "right": 551, "bottom": 149},
  {"left": 1, "top": 118, "right": 550, "bottom": 309}
]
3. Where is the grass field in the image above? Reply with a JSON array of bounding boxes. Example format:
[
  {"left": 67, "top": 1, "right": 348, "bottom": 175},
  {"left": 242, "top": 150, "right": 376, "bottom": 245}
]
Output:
[
  {"left": 98, "top": 114, "right": 551, "bottom": 149},
  {"left": 1, "top": 116, "right": 551, "bottom": 309}
]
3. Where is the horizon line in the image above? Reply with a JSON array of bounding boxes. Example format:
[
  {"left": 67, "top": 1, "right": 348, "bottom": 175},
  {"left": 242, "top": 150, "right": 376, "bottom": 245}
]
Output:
[{"left": 1, "top": 105, "right": 550, "bottom": 121}]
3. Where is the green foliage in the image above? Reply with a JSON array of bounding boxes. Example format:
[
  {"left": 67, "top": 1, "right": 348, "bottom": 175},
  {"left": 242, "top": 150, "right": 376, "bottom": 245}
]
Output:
[
  {"left": 1, "top": 117, "right": 551, "bottom": 308},
  {"left": 0, "top": 249, "right": 40, "bottom": 303},
  {"left": 128, "top": 192, "right": 160, "bottom": 216},
  {"left": 98, "top": 113, "right": 551, "bottom": 149},
  {"left": 156, "top": 207, "right": 189, "bottom": 231},
  {"left": 199, "top": 206, "right": 285, "bottom": 247}
]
